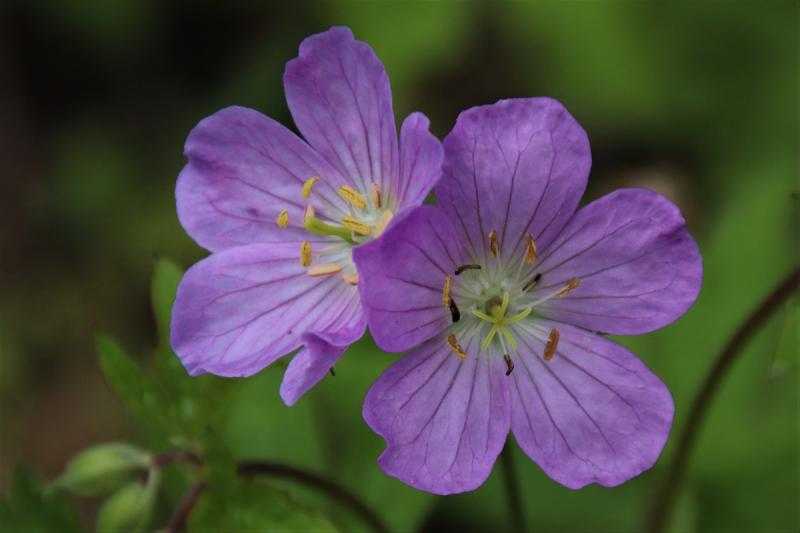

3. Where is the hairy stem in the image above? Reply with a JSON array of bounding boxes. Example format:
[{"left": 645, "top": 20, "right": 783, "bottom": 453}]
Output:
[
  {"left": 646, "top": 266, "right": 800, "bottom": 531},
  {"left": 237, "top": 460, "right": 388, "bottom": 533},
  {"left": 500, "top": 441, "right": 526, "bottom": 532}
]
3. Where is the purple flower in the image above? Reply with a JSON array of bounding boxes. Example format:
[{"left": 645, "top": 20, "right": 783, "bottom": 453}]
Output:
[
  {"left": 354, "top": 98, "right": 702, "bottom": 494},
  {"left": 170, "top": 27, "right": 442, "bottom": 405}
]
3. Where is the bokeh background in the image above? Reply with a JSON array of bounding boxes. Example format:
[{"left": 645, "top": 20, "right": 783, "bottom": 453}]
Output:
[{"left": 1, "top": 1, "right": 797, "bottom": 531}]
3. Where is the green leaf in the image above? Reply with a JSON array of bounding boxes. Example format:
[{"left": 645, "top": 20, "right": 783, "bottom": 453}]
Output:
[
  {"left": 52, "top": 442, "right": 150, "bottom": 497},
  {"left": 188, "top": 479, "right": 336, "bottom": 532},
  {"left": 770, "top": 294, "right": 799, "bottom": 380},
  {"left": 95, "top": 471, "right": 159, "bottom": 533},
  {"left": 96, "top": 333, "right": 170, "bottom": 431},
  {"left": 151, "top": 258, "right": 182, "bottom": 353},
  {"left": 0, "top": 467, "right": 81, "bottom": 531}
]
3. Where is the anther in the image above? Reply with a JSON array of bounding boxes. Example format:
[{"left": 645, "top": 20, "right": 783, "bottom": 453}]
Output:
[
  {"left": 523, "top": 273, "right": 542, "bottom": 292},
  {"left": 341, "top": 216, "right": 372, "bottom": 235},
  {"left": 442, "top": 275, "right": 452, "bottom": 306},
  {"left": 300, "top": 241, "right": 312, "bottom": 267},
  {"left": 307, "top": 263, "right": 343, "bottom": 276},
  {"left": 455, "top": 264, "right": 481, "bottom": 275},
  {"left": 544, "top": 328, "right": 560, "bottom": 361},
  {"left": 302, "top": 176, "right": 319, "bottom": 199},
  {"left": 329, "top": 367, "right": 336, "bottom": 377},
  {"left": 489, "top": 230, "right": 500, "bottom": 257},
  {"left": 554, "top": 278, "right": 580, "bottom": 298},
  {"left": 341, "top": 272, "right": 359, "bottom": 286},
  {"left": 303, "top": 204, "right": 316, "bottom": 223},
  {"left": 525, "top": 233, "right": 538, "bottom": 264},
  {"left": 374, "top": 210, "right": 394, "bottom": 237},
  {"left": 276, "top": 209, "right": 289, "bottom": 229},
  {"left": 369, "top": 183, "right": 382, "bottom": 208},
  {"left": 338, "top": 185, "right": 367, "bottom": 209},
  {"left": 447, "top": 334, "right": 467, "bottom": 361},
  {"left": 504, "top": 354, "right": 515, "bottom": 376},
  {"left": 449, "top": 299, "right": 460, "bottom": 323}
]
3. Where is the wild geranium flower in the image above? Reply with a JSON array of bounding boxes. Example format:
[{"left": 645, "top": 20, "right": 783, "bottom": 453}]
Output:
[
  {"left": 170, "top": 27, "right": 442, "bottom": 405},
  {"left": 354, "top": 98, "right": 702, "bottom": 494}
]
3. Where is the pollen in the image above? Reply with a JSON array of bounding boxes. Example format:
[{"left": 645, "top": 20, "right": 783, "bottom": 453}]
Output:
[
  {"left": 342, "top": 272, "right": 359, "bottom": 286},
  {"left": 341, "top": 216, "right": 372, "bottom": 235},
  {"left": 302, "top": 176, "right": 319, "bottom": 199},
  {"left": 307, "top": 263, "right": 343, "bottom": 276},
  {"left": 300, "top": 241, "right": 312, "bottom": 267},
  {"left": 442, "top": 275, "right": 452, "bottom": 307},
  {"left": 525, "top": 233, "right": 538, "bottom": 264},
  {"left": 489, "top": 230, "right": 500, "bottom": 257},
  {"left": 544, "top": 328, "right": 560, "bottom": 361},
  {"left": 554, "top": 278, "right": 580, "bottom": 298},
  {"left": 276, "top": 209, "right": 289, "bottom": 228},
  {"left": 447, "top": 334, "right": 467, "bottom": 361},
  {"left": 369, "top": 183, "right": 382, "bottom": 208},
  {"left": 374, "top": 210, "right": 394, "bottom": 237},
  {"left": 338, "top": 185, "right": 367, "bottom": 209}
]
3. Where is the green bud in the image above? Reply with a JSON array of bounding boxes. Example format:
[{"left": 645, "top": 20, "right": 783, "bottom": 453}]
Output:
[
  {"left": 95, "top": 471, "right": 159, "bottom": 533},
  {"left": 53, "top": 443, "right": 150, "bottom": 497}
]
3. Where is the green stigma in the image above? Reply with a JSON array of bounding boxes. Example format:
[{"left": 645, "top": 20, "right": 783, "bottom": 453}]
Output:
[
  {"left": 471, "top": 292, "right": 532, "bottom": 350},
  {"left": 304, "top": 212, "right": 356, "bottom": 243}
]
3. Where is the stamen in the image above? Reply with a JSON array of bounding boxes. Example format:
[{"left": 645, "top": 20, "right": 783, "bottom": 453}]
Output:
[
  {"left": 276, "top": 209, "right": 289, "bottom": 228},
  {"left": 553, "top": 278, "right": 580, "bottom": 298},
  {"left": 523, "top": 273, "right": 542, "bottom": 292},
  {"left": 307, "top": 263, "right": 343, "bottom": 276},
  {"left": 303, "top": 204, "right": 315, "bottom": 223},
  {"left": 442, "top": 275, "right": 452, "bottom": 307},
  {"left": 369, "top": 183, "right": 382, "bottom": 208},
  {"left": 341, "top": 216, "right": 372, "bottom": 235},
  {"left": 489, "top": 230, "right": 500, "bottom": 257},
  {"left": 302, "top": 176, "right": 319, "bottom": 199},
  {"left": 525, "top": 233, "right": 538, "bottom": 264},
  {"left": 455, "top": 264, "right": 481, "bottom": 275},
  {"left": 449, "top": 299, "right": 460, "bottom": 322},
  {"left": 338, "top": 185, "right": 367, "bottom": 209},
  {"left": 447, "top": 334, "right": 467, "bottom": 361},
  {"left": 342, "top": 273, "right": 359, "bottom": 286},
  {"left": 544, "top": 328, "right": 560, "bottom": 361},
  {"left": 300, "top": 241, "right": 312, "bottom": 267},
  {"left": 374, "top": 210, "right": 394, "bottom": 237},
  {"left": 504, "top": 354, "right": 514, "bottom": 376}
]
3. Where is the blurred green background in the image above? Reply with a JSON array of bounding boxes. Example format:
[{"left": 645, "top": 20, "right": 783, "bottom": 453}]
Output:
[{"left": 0, "top": 1, "right": 797, "bottom": 531}]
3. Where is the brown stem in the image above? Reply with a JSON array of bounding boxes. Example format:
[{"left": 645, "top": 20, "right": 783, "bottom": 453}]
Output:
[
  {"left": 165, "top": 482, "right": 205, "bottom": 533},
  {"left": 645, "top": 266, "right": 800, "bottom": 532},
  {"left": 237, "top": 461, "right": 389, "bottom": 533}
]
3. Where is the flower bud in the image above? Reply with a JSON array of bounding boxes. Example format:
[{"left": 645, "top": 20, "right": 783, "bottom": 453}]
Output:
[
  {"left": 95, "top": 474, "right": 158, "bottom": 533},
  {"left": 53, "top": 443, "right": 150, "bottom": 497}
]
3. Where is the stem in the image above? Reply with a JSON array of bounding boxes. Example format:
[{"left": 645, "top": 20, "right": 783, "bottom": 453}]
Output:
[
  {"left": 237, "top": 460, "right": 388, "bottom": 533},
  {"left": 500, "top": 442, "right": 526, "bottom": 532},
  {"left": 165, "top": 482, "right": 205, "bottom": 533},
  {"left": 646, "top": 266, "right": 800, "bottom": 532}
]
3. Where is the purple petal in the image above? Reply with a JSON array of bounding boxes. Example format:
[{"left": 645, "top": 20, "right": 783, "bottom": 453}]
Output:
[
  {"left": 170, "top": 243, "right": 362, "bottom": 377},
  {"left": 437, "top": 98, "right": 590, "bottom": 261},
  {"left": 510, "top": 321, "right": 673, "bottom": 488},
  {"left": 364, "top": 335, "right": 511, "bottom": 495},
  {"left": 353, "top": 206, "right": 468, "bottom": 353},
  {"left": 396, "top": 112, "right": 443, "bottom": 208},
  {"left": 279, "top": 320, "right": 366, "bottom": 406},
  {"left": 177, "top": 106, "right": 348, "bottom": 252},
  {"left": 534, "top": 188, "right": 702, "bottom": 335},
  {"left": 284, "top": 27, "right": 398, "bottom": 200}
]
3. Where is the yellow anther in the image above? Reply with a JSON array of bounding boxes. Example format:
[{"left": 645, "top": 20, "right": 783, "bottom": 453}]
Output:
[
  {"left": 554, "top": 278, "right": 581, "bottom": 298},
  {"left": 338, "top": 185, "right": 367, "bottom": 209},
  {"left": 303, "top": 204, "right": 316, "bottom": 223},
  {"left": 341, "top": 216, "right": 372, "bottom": 235},
  {"left": 447, "top": 334, "right": 467, "bottom": 361},
  {"left": 489, "top": 230, "right": 500, "bottom": 257},
  {"left": 276, "top": 209, "right": 289, "bottom": 228},
  {"left": 300, "top": 241, "right": 312, "bottom": 267},
  {"left": 307, "top": 263, "right": 343, "bottom": 276},
  {"left": 369, "top": 183, "right": 382, "bottom": 208},
  {"left": 374, "top": 210, "right": 394, "bottom": 237},
  {"left": 525, "top": 233, "right": 538, "bottom": 264},
  {"left": 544, "top": 328, "right": 560, "bottom": 361},
  {"left": 302, "top": 176, "right": 319, "bottom": 199},
  {"left": 442, "top": 275, "right": 452, "bottom": 307},
  {"left": 342, "top": 272, "right": 359, "bottom": 286}
]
